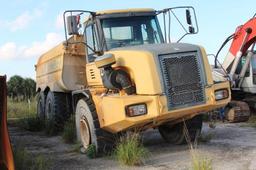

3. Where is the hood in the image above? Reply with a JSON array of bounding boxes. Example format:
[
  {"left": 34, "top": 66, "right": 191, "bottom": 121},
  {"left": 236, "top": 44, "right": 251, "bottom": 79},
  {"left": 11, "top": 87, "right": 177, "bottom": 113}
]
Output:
[{"left": 110, "top": 43, "right": 202, "bottom": 56}]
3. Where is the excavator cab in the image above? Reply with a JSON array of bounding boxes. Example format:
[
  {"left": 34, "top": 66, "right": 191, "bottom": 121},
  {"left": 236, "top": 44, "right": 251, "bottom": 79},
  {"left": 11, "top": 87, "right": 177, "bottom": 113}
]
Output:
[{"left": 238, "top": 51, "right": 256, "bottom": 93}]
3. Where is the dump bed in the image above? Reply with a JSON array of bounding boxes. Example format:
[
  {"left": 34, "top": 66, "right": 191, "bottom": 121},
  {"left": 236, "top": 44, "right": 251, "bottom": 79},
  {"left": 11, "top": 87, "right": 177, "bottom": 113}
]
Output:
[{"left": 36, "top": 36, "right": 87, "bottom": 92}]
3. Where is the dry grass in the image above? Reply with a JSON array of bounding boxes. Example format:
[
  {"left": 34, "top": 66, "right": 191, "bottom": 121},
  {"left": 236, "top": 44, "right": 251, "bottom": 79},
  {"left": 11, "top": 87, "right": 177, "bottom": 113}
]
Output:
[
  {"left": 7, "top": 98, "right": 36, "bottom": 119},
  {"left": 183, "top": 121, "right": 213, "bottom": 170}
]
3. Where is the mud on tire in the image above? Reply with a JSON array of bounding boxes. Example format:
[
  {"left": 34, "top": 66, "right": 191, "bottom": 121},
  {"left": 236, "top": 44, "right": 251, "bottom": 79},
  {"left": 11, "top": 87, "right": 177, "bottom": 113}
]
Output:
[{"left": 75, "top": 97, "right": 115, "bottom": 154}]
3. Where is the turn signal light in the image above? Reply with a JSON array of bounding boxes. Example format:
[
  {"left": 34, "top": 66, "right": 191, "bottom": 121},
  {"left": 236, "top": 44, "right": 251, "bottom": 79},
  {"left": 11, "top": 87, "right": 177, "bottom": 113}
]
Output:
[{"left": 125, "top": 103, "right": 147, "bottom": 117}]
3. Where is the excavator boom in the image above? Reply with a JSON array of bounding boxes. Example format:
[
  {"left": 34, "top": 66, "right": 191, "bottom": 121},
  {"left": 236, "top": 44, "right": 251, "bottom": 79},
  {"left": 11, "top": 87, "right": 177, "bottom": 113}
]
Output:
[
  {"left": 223, "top": 16, "right": 256, "bottom": 70},
  {"left": 213, "top": 14, "right": 256, "bottom": 123}
]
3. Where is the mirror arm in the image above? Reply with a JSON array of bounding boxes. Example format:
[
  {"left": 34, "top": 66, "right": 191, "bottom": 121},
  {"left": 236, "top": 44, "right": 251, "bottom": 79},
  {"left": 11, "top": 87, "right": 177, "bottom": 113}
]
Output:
[
  {"left": 177, "top": 33, "right": 189, "bottom": 43},
  {"left": 63, "top": 10, "right": 96, "bottom": 46}
]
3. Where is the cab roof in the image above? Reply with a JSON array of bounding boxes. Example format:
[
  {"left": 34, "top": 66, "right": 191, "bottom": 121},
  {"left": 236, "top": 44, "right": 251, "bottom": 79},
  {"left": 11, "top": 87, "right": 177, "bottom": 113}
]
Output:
[
  {"left": 83, "top": 8, "right": 156, "bottom": 23},
  {"left": 96, "top": 8, "right": 155, "bottom": 15}
]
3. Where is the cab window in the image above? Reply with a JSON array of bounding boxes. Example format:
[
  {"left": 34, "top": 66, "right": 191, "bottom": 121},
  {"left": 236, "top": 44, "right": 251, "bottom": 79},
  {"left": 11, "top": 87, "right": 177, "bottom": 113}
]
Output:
[{"left": 85, "top": 24, "right": 99, "bottom": 62}]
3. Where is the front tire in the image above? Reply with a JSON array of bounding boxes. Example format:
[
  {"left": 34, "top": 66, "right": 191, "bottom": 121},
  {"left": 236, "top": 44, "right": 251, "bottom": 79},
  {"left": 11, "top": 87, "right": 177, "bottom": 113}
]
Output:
[
  {"left": 158, "top": 115, "right": 203, "bottom": 144},
  {"left": 75, "top": 97, "right": 114, "bottom": 154}
]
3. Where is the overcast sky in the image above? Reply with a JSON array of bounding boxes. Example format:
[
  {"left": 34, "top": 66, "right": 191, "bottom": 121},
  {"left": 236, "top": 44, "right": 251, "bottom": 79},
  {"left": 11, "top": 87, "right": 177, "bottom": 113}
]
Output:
[{"left": 0, "top": 0, "right": 255, "bottom": 79}]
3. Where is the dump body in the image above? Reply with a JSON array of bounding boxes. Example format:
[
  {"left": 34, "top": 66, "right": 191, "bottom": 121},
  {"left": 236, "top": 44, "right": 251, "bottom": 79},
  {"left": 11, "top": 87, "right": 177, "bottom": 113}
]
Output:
[{"left": 36, "top": 36, "right": 87, "bottom": 92}]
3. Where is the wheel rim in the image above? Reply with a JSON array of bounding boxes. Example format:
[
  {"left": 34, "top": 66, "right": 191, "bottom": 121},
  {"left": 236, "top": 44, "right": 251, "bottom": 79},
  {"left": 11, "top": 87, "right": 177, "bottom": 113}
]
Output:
[{"left": 80, "top": 116, "right": 90, "bottom": 150}]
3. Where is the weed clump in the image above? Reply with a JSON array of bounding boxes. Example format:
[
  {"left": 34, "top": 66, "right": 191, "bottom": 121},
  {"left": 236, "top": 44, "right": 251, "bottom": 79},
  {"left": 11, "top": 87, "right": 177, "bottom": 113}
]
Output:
[
  {"left": 114, "top": 132, "right": 149, "bottom": 166},
  {"left": 17, "top": 117, "right": 45, "bottom": 132},
  {"left": 62, "top": 115, "right": 76, "bottom": 144},
  {"left": 86, "top": 144, "right": 97, "bottom": 159}
]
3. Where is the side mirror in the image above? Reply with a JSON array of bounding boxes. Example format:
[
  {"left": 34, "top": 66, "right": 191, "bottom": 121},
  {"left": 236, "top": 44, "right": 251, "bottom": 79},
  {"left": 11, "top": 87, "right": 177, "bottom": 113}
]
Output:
[
  {"left": 186, "top": 9, "right": 192, "bottom": 25},
  {"left": 189, "top": 26, "right": 195, "bottom": 33},
  {"left": 67, "top": 15, "right": 79, "bottom": 35}
]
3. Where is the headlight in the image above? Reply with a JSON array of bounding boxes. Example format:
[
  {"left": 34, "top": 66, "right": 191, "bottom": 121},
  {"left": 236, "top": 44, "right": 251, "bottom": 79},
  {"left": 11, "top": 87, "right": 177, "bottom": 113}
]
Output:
[
  {"left": 125, "top": 103, "right": 147, "bottom": 117},
  {"left": 215, "top": 89, "right": 229, "bottom": 101}
]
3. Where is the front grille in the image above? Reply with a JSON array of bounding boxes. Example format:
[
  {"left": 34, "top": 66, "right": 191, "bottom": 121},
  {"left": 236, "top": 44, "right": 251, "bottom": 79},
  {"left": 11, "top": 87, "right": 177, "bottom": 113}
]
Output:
[{"left": 159, "top": 52, "right": 205, "bottom": 110}]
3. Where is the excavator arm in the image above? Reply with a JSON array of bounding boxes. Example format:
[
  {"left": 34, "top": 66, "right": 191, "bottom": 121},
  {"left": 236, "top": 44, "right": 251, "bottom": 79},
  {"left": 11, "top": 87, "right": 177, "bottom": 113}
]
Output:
[
  {"left": 213, "top": 14, "right": 256, "bottom": 123},
  {"left": 223, "top": 15, "right": 256, "bottom": 73}
]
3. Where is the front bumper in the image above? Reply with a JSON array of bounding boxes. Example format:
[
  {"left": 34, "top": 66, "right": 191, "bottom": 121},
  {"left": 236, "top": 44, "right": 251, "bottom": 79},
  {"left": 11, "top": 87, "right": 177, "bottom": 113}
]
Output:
[{"left": 96, "top": 81, "right": 230, "bottom": 133}]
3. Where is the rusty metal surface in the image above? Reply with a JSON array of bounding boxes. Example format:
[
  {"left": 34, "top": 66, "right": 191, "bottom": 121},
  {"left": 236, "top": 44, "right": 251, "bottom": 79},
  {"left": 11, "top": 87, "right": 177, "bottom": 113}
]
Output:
[{"left": 0, "top": 76, "right": 15, "bottom": 170}]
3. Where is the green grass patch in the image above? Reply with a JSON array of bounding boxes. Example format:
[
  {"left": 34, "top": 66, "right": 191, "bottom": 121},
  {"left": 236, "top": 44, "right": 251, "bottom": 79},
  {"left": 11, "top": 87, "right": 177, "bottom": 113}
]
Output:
[
  {"left": 114, "top": 132, "right": 149, "bottom": 166},
  {"left": 16, "top": 117, "right": 45, "bottom": 132},
  {"left": 86, "top": 144, "right": 97, "bottom": 159},
  {"left": 13, "top": 142, "right": 51, "bottom": 170},
  {"left": 62, "top": 115, "right": 76, "bottom": 144}
]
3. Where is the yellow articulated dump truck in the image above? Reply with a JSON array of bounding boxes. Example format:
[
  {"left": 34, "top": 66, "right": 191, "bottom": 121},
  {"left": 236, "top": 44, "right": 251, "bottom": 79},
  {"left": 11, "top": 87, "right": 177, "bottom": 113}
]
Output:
[{"left": 36, "top": 7, "right": 230, "bottom": 153}]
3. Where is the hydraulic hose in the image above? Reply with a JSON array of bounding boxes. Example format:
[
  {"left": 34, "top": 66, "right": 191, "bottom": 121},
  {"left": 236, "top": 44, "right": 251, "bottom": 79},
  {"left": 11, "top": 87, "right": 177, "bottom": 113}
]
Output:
[{"left": 214, "top": 33, "right": 235, "bottom": 68}]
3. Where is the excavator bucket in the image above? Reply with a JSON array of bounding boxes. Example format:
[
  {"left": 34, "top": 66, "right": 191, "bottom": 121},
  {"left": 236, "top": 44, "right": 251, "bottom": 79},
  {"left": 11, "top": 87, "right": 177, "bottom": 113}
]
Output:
[{"left": 0, "top": 76, "right": 15, "bottom": 170}]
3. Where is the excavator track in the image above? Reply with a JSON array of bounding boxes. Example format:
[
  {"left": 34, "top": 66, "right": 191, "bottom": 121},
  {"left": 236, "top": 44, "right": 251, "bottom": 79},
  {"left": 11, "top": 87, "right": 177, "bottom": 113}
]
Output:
[{"left": 225, "top": 101, "right": 250, "bottom": 123}]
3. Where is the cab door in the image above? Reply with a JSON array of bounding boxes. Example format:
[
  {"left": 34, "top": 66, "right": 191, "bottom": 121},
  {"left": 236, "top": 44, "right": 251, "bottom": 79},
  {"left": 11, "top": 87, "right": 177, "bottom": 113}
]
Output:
[{"left": 84, "top": 21, "right": 103, "bottom": 87}]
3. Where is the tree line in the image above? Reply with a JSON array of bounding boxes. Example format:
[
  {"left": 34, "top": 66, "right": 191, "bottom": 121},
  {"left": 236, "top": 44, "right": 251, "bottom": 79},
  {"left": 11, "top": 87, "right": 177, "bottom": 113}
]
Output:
[{"left": 7, "top": 75, "right": 36, "bottom": 101}]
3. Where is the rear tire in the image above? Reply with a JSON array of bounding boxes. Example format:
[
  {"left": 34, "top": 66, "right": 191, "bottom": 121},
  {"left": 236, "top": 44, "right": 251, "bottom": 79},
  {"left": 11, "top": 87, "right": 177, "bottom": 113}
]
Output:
[
  {"left": 37, "top": 92, "right": 45, "bottom": 120},
  {"left": 158, "top": 115, "right": 203, "bottom": 144},
  {"left": 45, "top": 91, "right": 71, "bottom": 130},
  {"left": 75, "top": 97, "right": 114, "bottom": 154}
]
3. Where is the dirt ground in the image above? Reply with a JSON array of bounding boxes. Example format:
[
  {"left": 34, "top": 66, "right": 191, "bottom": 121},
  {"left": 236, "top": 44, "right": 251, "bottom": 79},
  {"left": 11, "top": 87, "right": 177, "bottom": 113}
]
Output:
[{"left": 9, "top": 122, "right": 256, "bottom": 170}]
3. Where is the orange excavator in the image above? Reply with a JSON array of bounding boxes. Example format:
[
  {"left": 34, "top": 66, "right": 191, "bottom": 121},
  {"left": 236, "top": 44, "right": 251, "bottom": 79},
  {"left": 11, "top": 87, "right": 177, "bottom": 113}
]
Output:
[
  {"left": 0, "top": 76, "right": 14, "bottom": 170},
  {"left": 213, "top": 13, "right": 256, "bottom": 122}
]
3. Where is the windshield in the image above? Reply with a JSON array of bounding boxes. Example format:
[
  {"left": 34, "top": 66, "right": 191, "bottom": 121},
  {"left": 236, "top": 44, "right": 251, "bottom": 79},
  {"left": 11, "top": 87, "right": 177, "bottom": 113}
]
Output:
[{"left": 101, "top": 16, "right": 164, "bottom": 49}]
